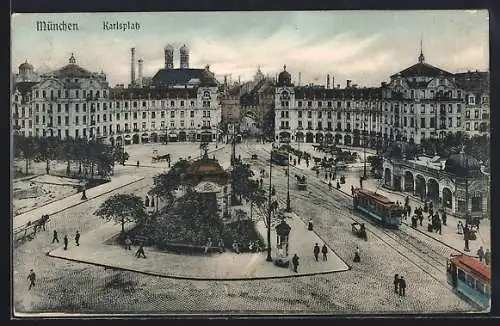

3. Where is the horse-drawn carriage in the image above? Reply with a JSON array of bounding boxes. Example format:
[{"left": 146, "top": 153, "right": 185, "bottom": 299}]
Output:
[
  {"left": 351, "top": 222, "right": 368, "bottom": 241},
  {"left": 152, "top": 150, "right": 171, "bottom": 163},
  {"left": 294, "top": 174, "right": 307, "bottom": 191}
]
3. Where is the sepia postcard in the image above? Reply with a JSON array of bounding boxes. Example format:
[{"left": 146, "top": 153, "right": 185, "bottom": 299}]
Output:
[{"left": 11, "top": 10, "right": 491, "bottom": 316}]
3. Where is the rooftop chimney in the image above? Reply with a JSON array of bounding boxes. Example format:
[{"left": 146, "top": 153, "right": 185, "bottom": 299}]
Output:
[
  {"left": 327, "top": 74, "right": 330, "bottom": 89},
  {"left": 298, "top": 72, "right": 301, "bottom": 86},
  {"left": 138, "top": 58, "right": 143, "bottom": 88},
  {"left": 130, "top": 48, "right": 136, "bottom": 87},
  {"left": 346, "top": 80, "right": 351, "bottom": 88},
  {"left": 332, "top": 75, "right": 335, "bottom": 90},
  {"left": 337, "top": 84, "right": 340, "bottom": 89}
]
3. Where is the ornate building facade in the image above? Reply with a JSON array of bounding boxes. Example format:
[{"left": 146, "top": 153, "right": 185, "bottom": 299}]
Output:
[
  {"left": 274, "top": 49, "right": 489, "bottom": 146},
  {"left": 12, "top": 47, "right": 222, "bottom": 143}
]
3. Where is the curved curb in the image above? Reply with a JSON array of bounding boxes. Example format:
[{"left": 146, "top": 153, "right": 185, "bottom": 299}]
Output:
[
  {"left": 46, "top": 251, "right": 349, "bottom": 281},
  {"left": 13, "top": 177, "right": 145, "bottom": 230}
]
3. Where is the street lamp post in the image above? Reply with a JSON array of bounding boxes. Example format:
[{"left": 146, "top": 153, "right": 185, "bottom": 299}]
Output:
[
  {"left": 363, "top": 122, "right": 367, "bottom": 179},
  {"left": 286, "top": 153, "right": 291, "bottom": 212},
  {"left": 266, "top": 146, "right": 273, "bottom": 262}
]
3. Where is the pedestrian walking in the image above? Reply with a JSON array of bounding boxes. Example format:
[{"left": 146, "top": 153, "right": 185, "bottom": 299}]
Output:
[
  {"left": 485, "top": 249, "right": 491, "bottom": 265},
  {"left": 457, "top": 221, "right": 464, "bottom": 235},
  {"left": 63, "top": 235, "right": 68, "bottom": 250},
  {"left": 313, "top": 243, "right": 320, "bottom": 261},
  {"left": 351, "top": 185, "right": 355, "bottom": 196},
  {"left": 394, "top": 274, "right": 400, "bottom": 294},
  {"left": 204, "top": 237, "right": 213, "bottom": 254},
  {"left": 145, "top": 196, "right": 150, "bottom": 207},
  {"left": 52, "top": 230, "right": 59, "bottom": 243},
  {"left": 135, "top": 243, "right": 147, "bottom": 258},
  {"left": 292, "top": 254, "right": 299, "bottom": 273},
  {"left": 477, "top": 246, "right": 485, "bottom": 262},
  {"left": 353, "top": 246, "right": 361, "bottom": 262},
  {"left": 27, "top": 269, "right": 36, "bottom": 290},
  {"left": 232, "top": 240, "right": 240, "bottom": 254},
  {"left": 308, "top": 219, "right": 314, "bottom": 231},
  {"left": 218, "top": 239, "right": 224, "bottom": 253},
  {"left": 124, "top": 236, "right": 132, "bottom": 250},
  {"left": 41, "top": 215, "right": 48, "bottom": 231},
  {"left": 321, "top": 244, "right": 328, "bottom": 261},
  {"left": 441, "top": 210, "right": 447, "bottom": 226},
  {"left": 418, "top": 214, "right": 424, "bottom": 227},
  {"left": 75, "top": 230, "right": 80, "bottom": 246},
  {"left": 398, "top": 276, "right": 406, "bottom": 296}
]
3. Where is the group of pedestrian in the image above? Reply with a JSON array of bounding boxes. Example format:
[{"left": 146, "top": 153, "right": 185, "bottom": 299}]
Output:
[
  {"left": 52, "top": 229, "right": 80, "bottom": 249},
  {"left": 393, "top": 274, "right": 407, "bottom": 296},
  {"left": 313, "top": 243, "right": 329, "bottom": 261},
  {"left": 476, "top": 246, "right": 491, "bottom": 265}
]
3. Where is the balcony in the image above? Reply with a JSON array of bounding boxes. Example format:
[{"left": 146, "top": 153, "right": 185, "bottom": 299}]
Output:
[
  {"left": 47, "top": 123, "right": 53, "bottom": 128},
  {"left": 90, "top": 121, "right": 96, "bottom": 126},
  {"left": 133, "top": 128, "right": 139, "bottom": 132},
  {"left": 325, "top": 128, "right": 333, "bottom": 132},
  {"left": 334, "top": 128, "right": 342, "bottom": 132},
  {"left": 279, "top": 126, "right": 290, "bottom": 130},
  {"left": 296, "top": 126, "right": 304, "bottom": 130},
  {"left": 316, "top": 127, "right": 323, "bottom": 131},
  {"left": 345, "top": 129, "right": 352, "bottom": 133}
]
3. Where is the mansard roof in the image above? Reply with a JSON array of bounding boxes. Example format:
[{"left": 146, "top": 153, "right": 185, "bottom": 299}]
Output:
[
  {"left": 49, "top": 64, "right": 93, "bottom": 78},
  {"left": 454, "top": 71, "right": 489, "bottom": 94},
  {"left": 109, "top": 87, "right": 198, "bottom": 100},
  {"left": 151, "top": 68, "right": 218, "bottom": 88},
  {"left": 392, "top": 62, "right": 453, "bottom": 79},
  {"left": 13, "top": 81, "right": 39, "bottom": 95},
  {"left": 294, "top": 86, "right": 382, "bottom": 100}
]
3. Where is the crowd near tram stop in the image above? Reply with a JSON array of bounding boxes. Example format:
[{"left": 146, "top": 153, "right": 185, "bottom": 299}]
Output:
[{"left": 274, "top": 220, "right": 292, "bottom": 268}]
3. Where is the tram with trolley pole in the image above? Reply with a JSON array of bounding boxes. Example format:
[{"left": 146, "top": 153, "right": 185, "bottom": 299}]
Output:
[
  {"left": 353, "top": 188, "right": 403, "bottom": 228},
  {"left": 446, "top": 253, "right": 491, "bottom": 309},
  {"left": 271, "top": 149, "right": 289, "bottom": 166}
]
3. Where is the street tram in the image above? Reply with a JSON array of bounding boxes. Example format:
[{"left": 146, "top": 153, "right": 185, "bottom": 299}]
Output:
[
  {"left": 446, "top": 254, "right": 491, "bottom": 309},
  {"left": 295, "top": 174, "right": 307, "bottom": 190},
  {"left": 353, "top": 188, "right": 402, "bottom": 228},
  {"left": 271, "top": 149, "right": 289, "bottom": 166}
]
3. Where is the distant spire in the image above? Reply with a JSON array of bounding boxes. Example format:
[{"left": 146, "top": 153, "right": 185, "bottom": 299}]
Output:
[
  {"left": 69, "top": 53, "right": 76, "bottom": 64},
  {"left": 418, "top": 37, "right": 425, "bottom": 63},
  {"left": 283, "top": 64, "right": 287, "bottom": 71}
]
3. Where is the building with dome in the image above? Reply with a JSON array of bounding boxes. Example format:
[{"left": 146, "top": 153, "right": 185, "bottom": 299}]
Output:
[
  {"left": 274, "top": 65, "right": 383, "bottom": 145},
  {"left": 273, "top": 46, "right": 489, "bottom": 148},
  {"left": 12, "top": 47, "right": 222, "bottom": 144},
  {"left": 382, "top": 147, "right": 489, "bottom": 217}
]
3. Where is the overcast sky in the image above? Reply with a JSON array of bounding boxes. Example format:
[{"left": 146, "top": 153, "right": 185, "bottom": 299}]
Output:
[{"left": 11, "top": 10, "right": 489, "bottom": 87}]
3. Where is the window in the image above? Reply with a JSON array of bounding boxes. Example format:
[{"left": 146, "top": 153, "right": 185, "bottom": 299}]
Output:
[
  {"left": 190, "top": 101, "right": 195, "bottom": 106},
  {"left": 421, "top": 118, "right": 426, "bottom": 128},
  {"left": 474, "top": 122, "right": 478, "bottom": 130},
  {"left": 466, "top": 111, "right": 470, "bottom": 118},
  {"left": 307, "top": 111, "right": 312, "bottom": 118},
  {"left": 410, "top": 104, "right": 414, "bottom": 114},
  {"left": 133, "top": 112, "right": 137, "bottom": 119},
  {"left": 298, "top": 111, "right": 302, "bottom": 118},
  {"left": 448, "top": 117, "right": 452, "bottom": 127},
  {"left": 161, "top": 111, "right": 165, "bottom": 118},
  {"left": 35, "top": 115, "right": 39, "bottom": 124},
  {"left": 170, "top": 101, "right": 175, "bottom": 107},
  {"left": 457, "top": 104, "right": 462, "bottom": 114},
  {"left": 474, "top": 110, "right": 479, "bottom": 119},
  {"left": 180, "top": 111, "right": 185, "bottom": 118},
  {"left": 57, "top": 104, "right": 61, "bottom": 113},
  {"left": 410, "top": 117, "right": 414, "bottom": 128},
  {"left": 143, "top": 112, "right": 147, "bottom": 119},
  {"left": 403, "top": 117, "right": 407, "bottom": 127},
  {"left": 469, "top": 96, "right": 475, "bottom": 105},
  {"left": 466, "top": 122, "right": 470, "bottom": 131},
  {"left": 327, "top": 111, "right": 332, "bottom": 119},
  {"left": 65, "top": 116, "right": 69, "bottom": 125},
  {"left": 298, "top": 121, "right": 302, "bottom": 128},
  {"left": 103, "top": 114, "right": 107, "bottom": 122},
  {"left": 318, "top": 112, "right": 322, "bottom": 119},
  {"left": 457, "top": 117, "right": 461, "bottom": 127},
  {"left": 125, "top": 113, "right": 129, "bottom": 120},
  {"left": 318, "top": 101, "right": 322, "bottom": 108},
  {"left": 421, "top": 105, "right": 425, "bottom": 114},
  {"left": 448, "top": 104, "right": 453, "bottom": 113},
  {"left": 466, "top": 274, "right": 475, "bottom": 288},
  {"left": 151, "top": 112, "right": 156, "bottom": 119},
  {"left": 298, "top": 101, "right": 302, "bottom": 107},
  {"left": 170, "top": 121, "right": 175, "bottom": 128},
  {"left": 57, "top": 116, "right": 61, "bottom": 125},
  {"left": 337, "top": 112, "right": 341, "bottom": 120},
  {"left": 308, "top": 101, "right": 312, "bottom": 107},
  {"left": 307, "top": 121, "right": 312, "bottom": 129},
  {"left": 133, "top": 101, "right": 137, "bottom": 108},
  {"left": 346, "top": 113, "right": 350, "bottom": 120},
  {"left": 142, "top": 101, "right": 146, "bottom": 107},
  {"left": 142, "top": 122, "right": 146, "bottom": 130},
  {"left": 180, "top": 120, "right": 185, "bottom": 127},
  {"left": 430, "top": 105, "right": 435, "bottom": 114},
  {"left": 430, "top": 117, "right": 435, "bottom": 128},
  {"left": 170, "top": 111, "right": 175, "bottom": 118}
]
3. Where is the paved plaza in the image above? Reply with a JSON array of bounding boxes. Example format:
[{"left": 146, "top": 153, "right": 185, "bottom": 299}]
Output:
[
  {"left": 48, "top": 211, "right": 349, "bottom": 280},
  {"left": 12, "top": 141, "right": 484, "bottom": 314}
]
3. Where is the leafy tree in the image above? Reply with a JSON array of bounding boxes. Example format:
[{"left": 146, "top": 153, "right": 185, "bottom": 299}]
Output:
[
  {"left": 149, "top": 159, "right": 191, "bottom": 204},
  {"left": 112, "top": 144, "right": 129, "bottom": 165},
  {"left": 232, "top": 163, "right": 254, "bottom": 202},
  {"left": 94, "top": 193, "right": 146, "bottom": 233},
  {"left": 17, "top": 136, "right": 38, "bottom": 175},
  {"left": 261, "top": 108, "right": 275, "bottom": 139},
  {"left": 246, "top": 179, "right": 266, "bottom": 220}
]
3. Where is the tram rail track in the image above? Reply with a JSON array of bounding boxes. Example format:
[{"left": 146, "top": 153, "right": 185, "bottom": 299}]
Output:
[{"left": 238, "top": 143, "right": 457, "bottom": 287}]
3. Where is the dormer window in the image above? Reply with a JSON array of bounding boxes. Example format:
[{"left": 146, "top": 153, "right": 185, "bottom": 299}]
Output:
[{"left": 469, "top": 96, "right": 475, "bottom": 105}]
